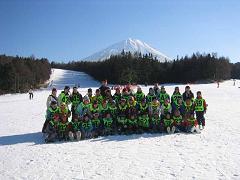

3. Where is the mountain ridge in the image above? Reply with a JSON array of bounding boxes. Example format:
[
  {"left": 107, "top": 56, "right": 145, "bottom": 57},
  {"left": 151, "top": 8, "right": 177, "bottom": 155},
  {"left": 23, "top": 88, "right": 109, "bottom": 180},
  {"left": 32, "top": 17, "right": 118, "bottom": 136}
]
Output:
[{"left": 82, "top": 38, "right": 171, "bottom": 62}]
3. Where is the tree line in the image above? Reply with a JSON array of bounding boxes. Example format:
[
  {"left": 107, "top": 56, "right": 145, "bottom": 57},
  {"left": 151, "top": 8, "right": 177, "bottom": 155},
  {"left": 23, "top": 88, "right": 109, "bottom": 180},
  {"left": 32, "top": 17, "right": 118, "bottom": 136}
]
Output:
[
  {"left": 0, "top": 55, "right": 51, "bottom": 94},
  {"left": 52, "top": 51, "right": 237, "bottom": 84},
  {"left": 231, "top": 62, "right": 240, "bottom": 79}
]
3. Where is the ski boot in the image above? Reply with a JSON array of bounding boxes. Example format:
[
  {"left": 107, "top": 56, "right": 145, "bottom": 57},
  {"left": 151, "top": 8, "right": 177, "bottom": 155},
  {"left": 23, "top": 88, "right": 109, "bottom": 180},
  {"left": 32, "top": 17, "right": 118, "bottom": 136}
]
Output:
[
  {"left": 68, "top": 131, "right": 74, "bottom": 141},
  {"left": 166, "top": 127, "right": 171, "bottom": 134},
  {"left": 171, "top": 126, "right": 176, "bottom": 134},
  {"left": 76, "top": 131, "right": 81, "bottom": 141}
]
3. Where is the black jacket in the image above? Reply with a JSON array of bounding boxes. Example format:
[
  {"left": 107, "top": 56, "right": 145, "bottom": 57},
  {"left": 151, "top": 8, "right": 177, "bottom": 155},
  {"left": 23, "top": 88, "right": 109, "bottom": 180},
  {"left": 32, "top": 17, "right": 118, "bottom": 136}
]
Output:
[
  {"left": 182, "top": 91, "right": 194, "bottom": 101},
  {"left": 99, "top": 85, "right": 110, "bottom": 97}
]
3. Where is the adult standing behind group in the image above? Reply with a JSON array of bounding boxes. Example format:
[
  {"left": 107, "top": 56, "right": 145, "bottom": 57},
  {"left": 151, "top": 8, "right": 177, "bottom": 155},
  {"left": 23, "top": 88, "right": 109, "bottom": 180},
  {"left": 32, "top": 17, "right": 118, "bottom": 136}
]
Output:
[
  {"left": 99, "top": 80, "right": 110, "bottom": 98},
  {"left": 182, "top": 85, "right": 194, "bottom": 101},
  {"left": 153, "top": 83, "right": 160, "bottom": 95},
  {"left": 46, "top": 88, "right": 58, "bottom": 108}
]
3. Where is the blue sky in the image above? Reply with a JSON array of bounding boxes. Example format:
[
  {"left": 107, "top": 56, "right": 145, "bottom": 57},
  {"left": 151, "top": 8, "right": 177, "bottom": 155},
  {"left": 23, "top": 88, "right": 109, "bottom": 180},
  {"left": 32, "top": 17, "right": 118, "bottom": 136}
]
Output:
[{"left": 0, "top": 0, "right": 239, "bottom": 62}]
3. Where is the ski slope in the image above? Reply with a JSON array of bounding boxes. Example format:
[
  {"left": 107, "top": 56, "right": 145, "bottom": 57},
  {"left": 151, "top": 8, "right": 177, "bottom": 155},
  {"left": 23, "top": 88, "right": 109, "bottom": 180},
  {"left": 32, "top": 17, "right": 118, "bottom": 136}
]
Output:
[{"left": 0, "top": 69, "right": 240, "bottom": 180}]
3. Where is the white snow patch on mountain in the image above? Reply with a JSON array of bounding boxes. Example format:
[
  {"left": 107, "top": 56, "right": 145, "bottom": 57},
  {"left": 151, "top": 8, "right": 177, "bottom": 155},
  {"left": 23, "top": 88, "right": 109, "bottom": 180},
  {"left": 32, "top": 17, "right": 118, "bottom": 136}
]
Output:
[{"left": 82, "top": 38, "right": 171, "bottom": 62}]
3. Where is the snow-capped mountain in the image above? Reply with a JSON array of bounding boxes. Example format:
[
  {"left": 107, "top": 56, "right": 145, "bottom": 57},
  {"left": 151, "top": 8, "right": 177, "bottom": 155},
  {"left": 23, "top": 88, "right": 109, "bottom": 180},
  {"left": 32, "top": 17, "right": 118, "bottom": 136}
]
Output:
[{"left": 82, "top": 38, "right": 171, "bottom": 62}]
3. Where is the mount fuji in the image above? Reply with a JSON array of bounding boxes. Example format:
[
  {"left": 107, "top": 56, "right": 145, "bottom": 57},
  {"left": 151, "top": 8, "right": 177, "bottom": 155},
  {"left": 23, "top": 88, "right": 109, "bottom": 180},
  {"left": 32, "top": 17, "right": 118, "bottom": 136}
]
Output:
[{"left": 82, "top": 38, "right": 171, "bottom": 62}]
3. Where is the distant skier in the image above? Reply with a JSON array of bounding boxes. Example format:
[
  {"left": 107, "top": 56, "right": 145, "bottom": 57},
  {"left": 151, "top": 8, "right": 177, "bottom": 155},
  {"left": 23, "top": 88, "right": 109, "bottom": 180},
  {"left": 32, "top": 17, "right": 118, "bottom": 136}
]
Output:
[
  {"left": 29, "top": 87, "right": 33, "bottom": 100},
  {"left": 217, "top": 81, "right": 220, "bottom": 88},
  {"left": 233, "top": 79, "right": 236, "bottom": 86}
]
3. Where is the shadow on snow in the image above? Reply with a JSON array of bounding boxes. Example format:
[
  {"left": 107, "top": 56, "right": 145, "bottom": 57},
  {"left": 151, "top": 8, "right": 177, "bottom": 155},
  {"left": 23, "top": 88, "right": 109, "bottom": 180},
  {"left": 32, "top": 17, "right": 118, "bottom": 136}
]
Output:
[
  {"left": 0, "top": 131, "right": 194, "bottom": 146},
  {"left": 0, "top": 132, "right": 44, "bottom": 146}
]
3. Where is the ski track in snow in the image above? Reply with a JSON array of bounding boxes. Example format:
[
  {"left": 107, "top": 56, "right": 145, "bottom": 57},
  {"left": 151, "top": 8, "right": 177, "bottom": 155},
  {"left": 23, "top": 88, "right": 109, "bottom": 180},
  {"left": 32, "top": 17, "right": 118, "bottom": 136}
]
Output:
[{"left": 0, "top": 69, "right": 240, "bottom": 180}]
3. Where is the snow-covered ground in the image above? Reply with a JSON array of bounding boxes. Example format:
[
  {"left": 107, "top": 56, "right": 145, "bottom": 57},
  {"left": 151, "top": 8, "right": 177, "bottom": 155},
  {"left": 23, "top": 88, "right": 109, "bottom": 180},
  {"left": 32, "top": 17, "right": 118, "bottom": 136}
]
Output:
[{"left": 0, "top": 69, "right": 240, "bottom": 180}]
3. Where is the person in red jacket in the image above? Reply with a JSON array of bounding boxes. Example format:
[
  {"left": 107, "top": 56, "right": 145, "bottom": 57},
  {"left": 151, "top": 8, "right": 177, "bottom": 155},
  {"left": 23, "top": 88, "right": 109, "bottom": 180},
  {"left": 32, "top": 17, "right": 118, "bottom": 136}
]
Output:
[{"left": 194, "top": 91, "right": 207, "bottom": 130}]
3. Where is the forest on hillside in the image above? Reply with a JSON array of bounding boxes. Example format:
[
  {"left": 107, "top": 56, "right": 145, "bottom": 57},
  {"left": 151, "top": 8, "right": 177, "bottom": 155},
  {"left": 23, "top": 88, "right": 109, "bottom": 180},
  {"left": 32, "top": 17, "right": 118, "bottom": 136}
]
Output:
[
  {"left": 231, "top": 62, "right": 240, "bottom": 79},
  {"left": 52, "top": 51, "right": 236, "bottom": 84},
  {"left": 0, "top": 55, "right": 51, "bottom": 94}
]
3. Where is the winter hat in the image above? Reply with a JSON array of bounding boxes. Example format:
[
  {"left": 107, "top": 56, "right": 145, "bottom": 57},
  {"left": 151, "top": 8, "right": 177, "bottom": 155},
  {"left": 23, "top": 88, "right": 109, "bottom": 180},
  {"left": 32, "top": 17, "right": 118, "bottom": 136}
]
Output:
[
  {"left": 64, "top": 86, "right": 70, "bottom": 90},
  {"left": 83, "top": 95, "right": 90, "bottom": 101}
]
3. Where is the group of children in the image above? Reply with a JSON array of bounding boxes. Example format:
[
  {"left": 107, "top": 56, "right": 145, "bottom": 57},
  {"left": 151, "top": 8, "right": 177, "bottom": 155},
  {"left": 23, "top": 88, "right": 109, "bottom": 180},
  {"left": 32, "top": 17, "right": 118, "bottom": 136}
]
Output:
[{"left": 42, "top": 84, "right": 207, "bottom": 143}]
